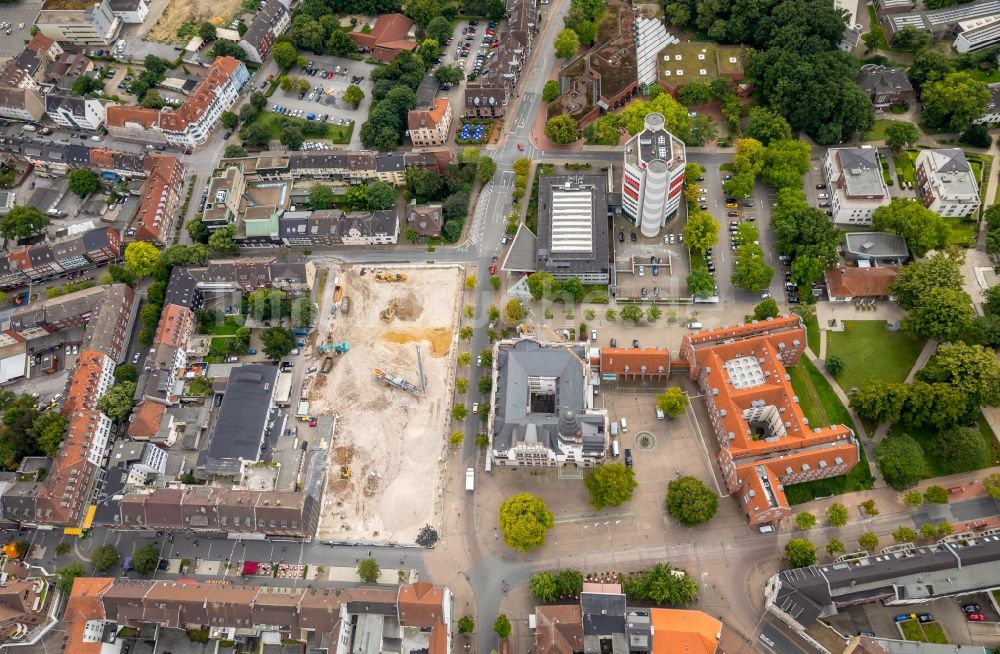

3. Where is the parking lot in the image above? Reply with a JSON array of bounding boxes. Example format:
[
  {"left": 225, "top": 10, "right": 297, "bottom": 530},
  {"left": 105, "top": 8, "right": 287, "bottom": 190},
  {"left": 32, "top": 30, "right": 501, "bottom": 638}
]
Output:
[
  {"left": 0, "top": 6, "right": 39, "bottom": 57},
  {"left": 447, "top": 18, "right": 499, "bottom": 80},
  {"left": 612, "top": 214, "right": 690, "bottom": 301}
]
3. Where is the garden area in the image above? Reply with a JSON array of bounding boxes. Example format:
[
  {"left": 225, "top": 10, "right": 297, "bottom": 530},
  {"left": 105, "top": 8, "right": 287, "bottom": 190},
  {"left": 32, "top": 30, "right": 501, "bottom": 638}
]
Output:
[
  {"left": 898, "top": 619, "right": 948, "bottom": 645},
  {"left": 905, "top": 414, "right": 1000, "bottom": 478},
  {"left": 785, "top": 358, "right": 874, "bottom": 504},
  {"left": 893, "top": 149, "right": 917, "bottom": 187},
  {"left": 826, "top": 321, "right": 926, "bottom": 392},
  {"left": 252, "top": 111, "right": 353, "bottom": 144}
]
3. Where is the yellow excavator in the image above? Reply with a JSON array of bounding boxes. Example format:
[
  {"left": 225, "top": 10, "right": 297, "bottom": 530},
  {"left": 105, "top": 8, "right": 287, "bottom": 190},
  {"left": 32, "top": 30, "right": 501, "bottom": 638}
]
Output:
[
  {"left": 379, "top": 298, "right": 398, "bottom": 322},
  {"left": 340, "top": 465, "right": 351, "bottom": 480},
  {"left": 375, "top": 271, "right": 407, "bottom": 282}
]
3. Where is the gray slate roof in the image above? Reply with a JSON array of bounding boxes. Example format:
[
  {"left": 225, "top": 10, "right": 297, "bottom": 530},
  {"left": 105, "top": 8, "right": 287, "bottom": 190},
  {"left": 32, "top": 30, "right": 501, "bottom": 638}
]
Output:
[{"left": 200, "top": 364, "right": 278, "bottom": 475}]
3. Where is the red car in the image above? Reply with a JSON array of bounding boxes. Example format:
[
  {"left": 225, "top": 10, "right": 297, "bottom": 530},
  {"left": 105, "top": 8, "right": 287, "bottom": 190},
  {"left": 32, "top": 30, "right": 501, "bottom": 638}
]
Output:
[
  {"left": 968, "top": 613, "right": 986, "bottom": 622},
  {"left": 489, "top": 263, "right": 497, "bottom": 275},
  {"left": 517, "top": 143, "right": 525, "bottom": 151},
  {"left": 308, "top": 417, "right": 317, "bottom": 427}
]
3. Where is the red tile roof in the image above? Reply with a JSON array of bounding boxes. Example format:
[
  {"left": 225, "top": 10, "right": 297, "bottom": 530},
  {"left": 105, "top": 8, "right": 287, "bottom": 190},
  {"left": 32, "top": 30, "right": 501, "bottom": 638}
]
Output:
[
  {"left": 349, "top": 13, "right": 414, "bottom": 49},
  {"left": 64, "top": 578, "right": 114, "bottom": 654},
  {"left": 136, "top": 154, "right": 184, "bottom": 244},
  {"left": 128, "top": 401, "right": 165, "bottom": 440},
  {"left": 825, "top": 266, "right": 899, "bottom": 299},
  {"left": 407, "top": 98, "right": 451, "bottom": 131},
  {"left": 599, "top": 347, "right": 670, "bottom": 376},
  {"left": 650, "top": 609, "right": 721, "bottom": 654},
  {"left": 153, "top": 304, "right": 193, "bottom": 348},
  {"left": 25, "top": 33, "right": 56, "bottom": 54}
]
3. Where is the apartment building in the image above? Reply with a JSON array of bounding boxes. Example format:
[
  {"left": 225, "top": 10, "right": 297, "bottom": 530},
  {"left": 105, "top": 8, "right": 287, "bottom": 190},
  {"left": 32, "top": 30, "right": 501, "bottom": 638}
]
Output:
[
  {"left": 823, "top": 147, "right": 892, "bottom": 225},
  {"left": 622, "top": 113, "right": 686, "bottom": 237},
  {"left": 238, "top": 0, "right": 290, "bottom": 63},
  {"left": 0, "top": 227, "right": 122, "bottom": 289},
  {"left": 407, "top": 98, "right": 452, "bottom": 146},
  {"left": 915, "top": 148, "right": 981, "bottom": 217},
  {"left": 134, "top": 154, "right": 185, "bottom": 245},
  {"left": 279, "top": 209, "right": 399, "bottom": 246},
  {"left": 221, "top": 149, "right": 451, "bottom": 185},
  {"left": 105, "top": 56, "right": 250, "bottom": 148},
  {"left": 35, "top": 0, "right": 123, "bottom": 45},
  {"left": 679, "top": 317, "right": 859, "bottom": 528},
  {"left": 45, "top": 93, "right": 105, "bottom": 131},
  {"left": 79, "top": 282, "right": 136, "bottom": 361},
  {"left": 106, "top": 0, "right": 148, "bottom": 23},
  {"left": 0, "top": 88, "right": 45, "bottom": 122}
]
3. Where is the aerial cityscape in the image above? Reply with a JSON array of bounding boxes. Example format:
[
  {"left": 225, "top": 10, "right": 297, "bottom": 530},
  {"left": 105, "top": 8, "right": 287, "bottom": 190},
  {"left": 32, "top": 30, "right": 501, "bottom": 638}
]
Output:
[{"left": 0, "top": 0, "right": 998, "bottom": 650}]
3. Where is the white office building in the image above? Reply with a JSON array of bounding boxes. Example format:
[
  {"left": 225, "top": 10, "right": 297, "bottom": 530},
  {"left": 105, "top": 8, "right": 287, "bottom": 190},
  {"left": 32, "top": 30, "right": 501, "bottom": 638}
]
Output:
[
  {"left": 955, "top": 14, "right": 1000, "bottom": 52},
  {"left": 822, "top": 147, "right": 892, "bottom": 226},
  {"left": 622, "top": 113, "right": 686, "bottom": 237},
  {"left": 915, "top": 149, "right": 981, "bottom": 218}
]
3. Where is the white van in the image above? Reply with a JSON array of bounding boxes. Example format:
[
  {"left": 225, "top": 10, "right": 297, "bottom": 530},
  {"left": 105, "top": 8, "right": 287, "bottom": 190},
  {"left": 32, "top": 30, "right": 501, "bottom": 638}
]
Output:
[
  {"left": 758, "top": 525, "right": 774, "bottom": 534},
  {"left": 611, "top": 440, "right": 620, "bottom": 457},
  {"left": 656, "top": 407, "right": 665, "bottom": 420},
  {"left": 610, "top": 421, "right": 619, "bottom": 437},
  {"left": 465, "top": 467, "right": 475, "bottom": 491},
  {"left": 620, "top": 418, "right": 628, "bottom": 433},
  {"left": 687, "top": 321, "right": 702, "bottom": 330}
]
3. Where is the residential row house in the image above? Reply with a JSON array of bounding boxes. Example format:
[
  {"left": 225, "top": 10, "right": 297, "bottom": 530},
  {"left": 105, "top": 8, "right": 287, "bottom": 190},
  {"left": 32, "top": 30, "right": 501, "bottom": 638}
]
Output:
[
  {"left": 105, "top": 56, "right": 250, "bottom": 148},
  {"left": 464, "top": 0, "right": 536, "bottom": 118},
  {"left": 1, "top": 350, "right": 117, "bottom": 529},
  {"left": 0, "top": 226, "right": 122, "bottom": 290},
  {"left": 407, "top": 97, "right": 453, "bottom": 146},
  {"left": 678, "top": 316, "right": 859, "bottom": 528},
  {"left": 219, "top": 148, "right": 451, "bottom": 186},
  {"left": 63, "top": 579, "right": 452, "bottom": 654},
  {"left": 237, "top": 0, "right": 290, "bottom": 63},
  {"left": 278, "top": 209, "right": 399, "bottom": 246},
  {"left": 915, "top": 148, "right": 981, "bottom": 218},
  {"left": 134, "top": 154, "right": 186, "bottom": 245}
]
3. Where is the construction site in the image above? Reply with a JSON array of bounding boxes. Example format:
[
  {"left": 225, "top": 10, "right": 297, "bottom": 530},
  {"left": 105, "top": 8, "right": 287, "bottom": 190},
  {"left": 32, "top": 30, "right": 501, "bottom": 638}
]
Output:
[{"left": 307, "top": 265, "right": 464, "bottom": 543}]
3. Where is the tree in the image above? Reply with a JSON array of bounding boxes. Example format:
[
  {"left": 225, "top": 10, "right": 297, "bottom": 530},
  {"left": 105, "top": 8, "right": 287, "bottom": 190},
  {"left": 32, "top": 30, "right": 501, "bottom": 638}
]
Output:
[
  {"left": 687, "top": 269, "right": 716, "bottom": 298},
  {"left": 677, "top": 81, "right": 713, "bottom": 106},
  {"left": 890, "top": 253, "right": 964, "bottom": 310},
  {"left": 917, "top": 343, "right": 1000, "bottom": 416},
  {"left": 526, "top": 271, "right": 559, "bottom": 300},
  {"left": 530, "top": 572, "right": 558, "bottom": 602},
  {"left": 731, "top": 246, "right": 774, "bottom": 292},
  {"left": 141, "top": 90, "right": 166, "bottom": 110},
  {"left": 504, "top": 299, "right": 523, "bottom": 324},
  {"left": 747, "top": 107, "right": 792, "bottom": 145},
  {"left": 55, "top": 542, "right": 71, "bottom": 556},
  {"left": 309, "top": 184, "right": 334, "bottom": 209},
  {"left": 125, "top": 241, "right": 164, "bottom": 279},
  {"left": 826, "top": 539, "right": 846, "bottom": 557},
  {"left": 220, "top": 111, "right": 239, "bottom": 129},
  {"left": 199, "top": 20, "right": 217, "bottom": 40},
  {"left": 858, "top": 532, "right": 879, "bottom": 552},
  {"left": 561, "top": 277, "right": 585, "bottom": 302},
  {"left": 68, "top": 168, "right": 99, "bottom": 197},
  {"left": 683, "top": 209, "right": 719, "bottom": 254},
  {"left": 29, "top": 411, "right": 66, "bottom": 457},
  {"left": 984, "top": 472, "right": 1000, "bottom": 500},
  {"left": 826, "top": 503, "right": 849, "bottom": 527},
  {"left": 208, "top": 224, "right": 239, "bottom": 255},
  {"left": 905, "top": 491, "right": 924, "bottom": 508},
  {"left": 343, "top": 84, "right": 365, "bottom": 108},
  {"left": 357, "top": 558, "right": 380, "bottom": 583},
  {"left": 494, "top": 614, "right": 512, "bottom": 639},
  {"left": 426, "top": 15, "right": 452, "bottom": 42},
  {"left": 433, "top": 65, "right": 464, "bottom": 86},
  {"left": 752, "top": 297, "right": 779, "bottom": 320},
  {"left": 920, "top": 523, "right": 938, "bottom": 538},
  {"left": 365, "top": 181, "right": 396, "bottom": 210},
  {"left": 584, "top": 463, "right": 638, "bottom": 509},
  {"left": 921, "top": 71, "right": 990, "bottom": 132},
  {"left": 0, "top": 206, "right": 49, "bottom": 239},
  {"left": 456, "top": 378, "right": 469, "bottom": 393},
  {"left": 785, "top": 538, "right": 817, "bottom": 567},
  {"left": 850, "top": 379, "right": 910, "bottom": 424},
  {"left": 908, "top": 49, "right": 955, "bottom": 91},
  {"left": 656, "top": 387, "right": 688, "bottom": 417},
  {"left": 893, "top": 526, "right": 917, "bottom": 543},
  {"left": 261, "top": 327, "right": 295, "bottom": 360},
  {"left": 960, "top": 122, "right": 992, "bottom": 148},
  {"left": 928, "top": 426, "right": 988, "bottom": 474},
  {"left": 937, "top": 522, "right": 954, "bottom": 536},
  {"left": 457, "top": 352, "right": 472, "bottom": 367},
  {"left": 893, "top": 24, "right": 932, "bottom": 52},
  {"left": 666, "top": 476, "right": 718, "bottom": 527},
  {"left": 545, "top": 115, "right": 579, "bottom": 144},
  {"left": 458, "top": 616, "right": 475, "bottom": 634},
  {"left": 280, "top": 125, "right": 304, "bottom": 150},
  {"left": 619, "top": 305, "right": 643, "bottom": 325},
  {"left": 114, "top": 364, "right": 138, "bottom": 383},
  {"left": 90, "top": 545, "right": 120, "bottom": 573},
  {"left": 542, "top": 80, "right": 560, "bottom": 102},
  {"left": 795, "top": 512, "right": 816, "bottom": 531},
  {"left": 451, "top": 403, "right": 468, "bottom": 421},
  {"left": 924, "top": 485, "right": 949, "bottom": 504},
  {"left": 884, "top": 122, "right": 920, "bottom": 152},
  {"left": 761, "top": 139, "right": 811, "bottom": 189},
  {"left": 272, "top": 41, "right": 299, "bottom": 70},
  {"left": 96, "top": 382, "right": 137, "bottom": 423},
  {"left": 622, "top": 564, "right": 699, "bottom": 605},
  {"left": 872, "top": 199, "right": 949, "bottom": 258},
  {"left": 224, "top": 144, "right": 248, "bottom": 158},
  {"left": 554, "top": 28, "right": 580, "bottom": 59},
  {"left": 56, "top": 563, "right": 86, "bottom": 594},
  {"left": 132, "top": 545, "right": 159, "bottom": 575},
  {"left": 554, "top": 569, "right": 584, "bottom": 597},
  {"left": 490, "top": 276, "right": 501, "bottom": 291},
  {"left": 240, "top": 122, "right": 271, "bottom": 148},
  {"left": 71, "top": 75, "right": 102, "bottom": 96},
  {"left": 497, "top": 493, "right": 555, "bottom": 552},
  {"left": 875, "top": 435, "right": 927, "bottom": 490},
  {"left": 862, "top": 499, "right": 880, "bottom": 516},
  {"left": 477, "top": 156, "right": 497, "bottom": 184}
]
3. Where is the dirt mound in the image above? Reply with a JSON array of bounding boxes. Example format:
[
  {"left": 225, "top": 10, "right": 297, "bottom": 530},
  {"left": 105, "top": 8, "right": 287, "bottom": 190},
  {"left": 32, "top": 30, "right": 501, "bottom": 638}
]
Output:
[
  {"left": 393, "top": 292, "right": 423, "bottom": 321},
  {"left": 381, "top": 328, "right": 453, "bottom": 357}
]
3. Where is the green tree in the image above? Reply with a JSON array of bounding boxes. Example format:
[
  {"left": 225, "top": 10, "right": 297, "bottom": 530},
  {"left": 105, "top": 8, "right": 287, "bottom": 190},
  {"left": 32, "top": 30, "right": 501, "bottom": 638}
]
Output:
[
  {"left": 124, "top": 242, "right": 162, "bottom": 278},
  {"left": 426, "top": 15, "right": 453, "bottom": 42},
  {"left": 622, "top": 564, "right": 699, "bottom": 605},
  {"left": 849, "top": 380, "right": 910, "bottom": 424},
  {"left": 687, "top": 269, "right": 716, "bottom": 298},
  {"left": 656, "top": 387, "right": 688, "bottom": 417},
  {"left": 309, "top": 184, "right": 334, "bottom": 209},
  {"left": 199, "top": 20, "right": 217, "bottom": 40},
  {"left": 924, "top": 485, "right": 949, "bottom": 504},
  {"left": 542, "top": 80, "right": 560, "bottom": 102},
  {"left": 0, "top": 205, "right": 49, "bottom": 239},
  {"left": 451, "top": 403, "right": 468, "bottom": 421},
  {"left": 68, "top": 168, "right": 99, "bottom": 197},
  {"left": 208, "top": 224, "right": 239, "bottom": 255},
  {"left": 917, "top": 343, "right": 1000, "bottom": 416},
  {"left": 504, "top": 299, "right": 523, "bottom": 324},
  {"left": 884, "top": 122, "right": 920, "bottom": 152},
  {"left": 666, "top": 476, "right": 718, "bottom": 527},
  {"left": 875, "top": 435, "right": 927, "bottom": 490},
  {"left": 872, "top": 199, "right": 949, "bottom": 258},
  {"left": 826, "top": 503, "right": 849, "bottom": 527},
  {"left": 554, "top": 28, "right": 580, "bottom": 59},
  {"left": 224, "top": 144, "right": 248, "bottom": 158},
  {"left": 433, "top": 65, "right": 464, "bottom": 86},
  {"left": 677, "top": 81, "right": 713, "bottom": 106},
  {"left": 272, "top": 41, "right": 299, "bottom": 70},
  {"left": 826, "top": 539, "right": 846, "bottom": 557},
  {"left": 357, "top": 558, "right": 380, "bottom": 583},
  {"left": 731, "top": 246, "right": 774, "bottom": 292},
  {"left": 131, "top": 545, "right": 160, "bottom": 575},
  {"left": 937, "top": 522, "right": 954, "bottom": 536},
  {"left": 456, "top": 378, "right": 469, "bottom": 393},
  {"left": 530, "top": 571, "right": 558, "bottom": 602},
  {"left": 96, "top": 382, "right": 137, "bottom": 423},
  {"left": 280, "top": 125, "right": 304, "bottom": 150},
  {"left": 920, "top": 523, "right": 938, "bottom": 538},
  {"left": 861, "top": 499, "right": 880, "bottom": 516},
  {"left": 785, "top": 538, "right": 817, "bottom": 567},
  {"left": 892, "top": 24, "right": 932, "bottom": 51},
  {"left": 141, "top": 91, "right": 166, "bottom": 109},
  {"left": 114, "top": 364, "right": 138, "bottom": 383},
  {"left": 343, "top": 84, "right": 365, "bottom": 108},
  {"left": 457, "top": 352, "right": 472, "bottom": 367},
  {"left": 795, "top": 512, "right": 816, "bottom": 531},
  {"left": 921, "top": 71, "right": 990, "bottom": 132},
  {"left": 478, "top": 375, "right": 492, "bottom": 394},
  {"left": 239, "top": 122, "right": 272, "bottom": 148},
  {"left": 526, "top": 272, "right": 559, "bottom": 300},
  {"left": 220, "top": 111, "right": 239, "bottom": 129},
  {"left": 984, "top": 472, "right": 1000, "bottom": 500},
  {"left": 752, "top": 297, "right": 779, "bottom": 320},
  {"left": 29, "top": 411, "right": 66, "bottom": 457},
  {"left": 929, "top": 426, "right": 988, "bottom": 474},
  {"left": 494, "top": 614, "right": 512, "bottom": 639},
  {"left": 365, "top": 181, "right": 396, "bottom": 210},
  {"left": 498, "top": 493, "right": 555, "bottom": 552},
  {"left": 746, "top": 106, "right": 792, "bottom": 145},
  {"left": 458, "top": 616, "right": 475, "bottom": 634},
  {"left": 584, "top": 463, "right": 638, "bottom": 509},
  {"left": 56, "top": 563, "right": 86, "bottom": 594},
  {"left": 893, "top": 526, "right": 917, "bottom": 543},
  {"left": 761, "top": 139, "right": 811, "bottom": 189},
  {"left": 545, "top": 115, "right": 579, "bottom": 144},
  {"left": 71, "top": 75, "right": 102, "bottom": 96},
  {"left": 90, "top": 545, "right": 120, "bottom": 573},
  {"left": 683, "top": 209, "right": 720, "bottom": 255},
  {"left": 55, "top": 542, "right": 71, "bottom": 556},
  {"left": 555, "top": 569, "right": 584, "bottom": 597},
  {"left": 825, "top": 355, "right": 845, "bottom": 377},
  {"left": 904, "top": 491, "right": 924, "bottom": 508},
  {"left": 574, "top": 19, "right": 596, "bottom": 44},
  {"left": 477, "top": 156, "right": 497, "bottom": 184},
  {"left": 858, "top": 532, "right": 879, "bottom": 552},
  {"left": 261, "top": 327, "right": 295, "bottom": 360},
  {"left": 619, "top": 305, "right": 643, "bottom": 325}
]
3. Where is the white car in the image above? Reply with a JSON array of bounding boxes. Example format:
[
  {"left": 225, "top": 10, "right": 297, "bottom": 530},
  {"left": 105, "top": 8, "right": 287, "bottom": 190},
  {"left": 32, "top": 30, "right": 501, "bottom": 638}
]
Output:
[
  {"left": 476, "top": 355, "right": 482, "bottom": 366},
  {"left": 472, "top": 402, "right": 479, "bottom": 413},
  {"left": 132, "top": 352, "right": 141, "bottom": 364},
  {"left": 669, "top": 233, "right": 675, "bottom": 243}
]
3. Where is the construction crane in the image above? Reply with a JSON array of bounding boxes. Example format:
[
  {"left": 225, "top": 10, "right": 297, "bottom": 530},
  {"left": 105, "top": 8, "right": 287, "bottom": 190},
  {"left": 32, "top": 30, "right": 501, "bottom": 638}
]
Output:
[
  {"left": 375, "top": 271, "right": 407, "bottom": 282},
  {"left": 379, "top": 298, "right": 398, "bottom": 322},
  {"left": 318, "top": 342, "right": 350, "bottom": 354},
  {"left": 373, "top": 368, "right": 420, "bottom": 394}
]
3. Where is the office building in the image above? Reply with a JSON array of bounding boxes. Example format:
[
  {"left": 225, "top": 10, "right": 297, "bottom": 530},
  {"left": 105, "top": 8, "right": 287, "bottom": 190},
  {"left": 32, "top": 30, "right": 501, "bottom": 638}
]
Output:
[
  {"left": 915, "top": 148, "right": 981, "bottom": 217},
  {"left": 822, "top": 147, "right": 892, "bottom": 225},
  {"left": 35, "top": 0, "right": 123, "bottom": 45},
  {"left": 622, "top": 113, "right": 686, "bottom": 237}
]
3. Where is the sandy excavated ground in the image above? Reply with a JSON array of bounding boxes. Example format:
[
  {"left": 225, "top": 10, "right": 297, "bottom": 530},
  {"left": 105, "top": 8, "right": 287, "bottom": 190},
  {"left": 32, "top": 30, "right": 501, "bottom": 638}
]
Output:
[
  {"left": 147, "top": 0, "right": 243, "bottom": 42},
  {"left": 311, "top": 266, "right": 462, "bottom": 543}
]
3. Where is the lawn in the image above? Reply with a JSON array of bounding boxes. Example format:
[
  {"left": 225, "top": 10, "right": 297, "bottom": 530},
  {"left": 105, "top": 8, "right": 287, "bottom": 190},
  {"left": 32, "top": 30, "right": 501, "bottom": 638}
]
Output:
[
  {"left": 785, "top": 358, "right": 874, "bottom": 504},
  {"left": 897, "top": 620, "right": 947, "bottom": 644},
  {"left": 798, "top": 310, "right": 820, "bottom": 354},
  {"left": 253, "top": 111, "right": 353, "bottom": 144},
  {"left": 207, "top": 315, "right": 243, "bottom": 336},
  {"left": 922, "top": 623, "right": 949, "bottom": 645},
  {"left": 942, "top": 216, "right": 978, "bottom": 247},
  {"left": 209, "top": 337, "right": 233, "bottom": 357},
  {"left": 905, "top": 414, "right": 1000, "bottom": 477},
  {"left": 826, "top": 321, "right": 926, "bottom": 393},
  {"left": 863, "top": 119, "right": 906, "bottom": 142},
  {"left": 899, "top": 620, "right": 924, "bottom": 642},
  {"left": 894, "top": 150, "right": 917, "bottom": 187},
  {"left": 966, "top": 66, "right": 1000, "bottom": 83}
]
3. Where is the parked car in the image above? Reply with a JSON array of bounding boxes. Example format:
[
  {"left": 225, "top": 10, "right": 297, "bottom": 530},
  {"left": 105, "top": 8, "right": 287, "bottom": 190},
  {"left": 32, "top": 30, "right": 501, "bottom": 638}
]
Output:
[
  {"left": 624, "top": 448, "right": 633, "bottom": 467},
  {"left": 962, "top": 604, "right": 981, "bottom": 613},
  {"left": 894, "top": 615, "right": 915, "bottom": 623},
  {"left": 968, "top": 613, "right": 986, "bottom": 622},
  {"left": 917, "top": 614, "right": 933, "bottom": 624}
]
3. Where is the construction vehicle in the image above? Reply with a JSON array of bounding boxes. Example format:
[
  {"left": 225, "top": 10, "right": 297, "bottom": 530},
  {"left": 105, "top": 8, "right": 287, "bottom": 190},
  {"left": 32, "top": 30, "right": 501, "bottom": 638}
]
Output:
[
  {"left": 321, "top": 357, "right": 335, "bottom": 374},
  {"left": 340, "top": 465, "right": 351, "bottom": 480},
  {"left": 373, "top": 368, "right": 419, "bottom": 394},
  {"left": 318, "top": 342, "right": 349, "bottom": 354},
  {"left": 332, "top": 285, "right": 344, "bottom": 304},
  {"left": 375, "top": 271, "right": 407, "bottom": 282},
  {"left": 379, "top": 298, "right": 398, "bottom": 322},
  {"left": 341, "top": 296, "right": 350, "bottom": 315}
]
